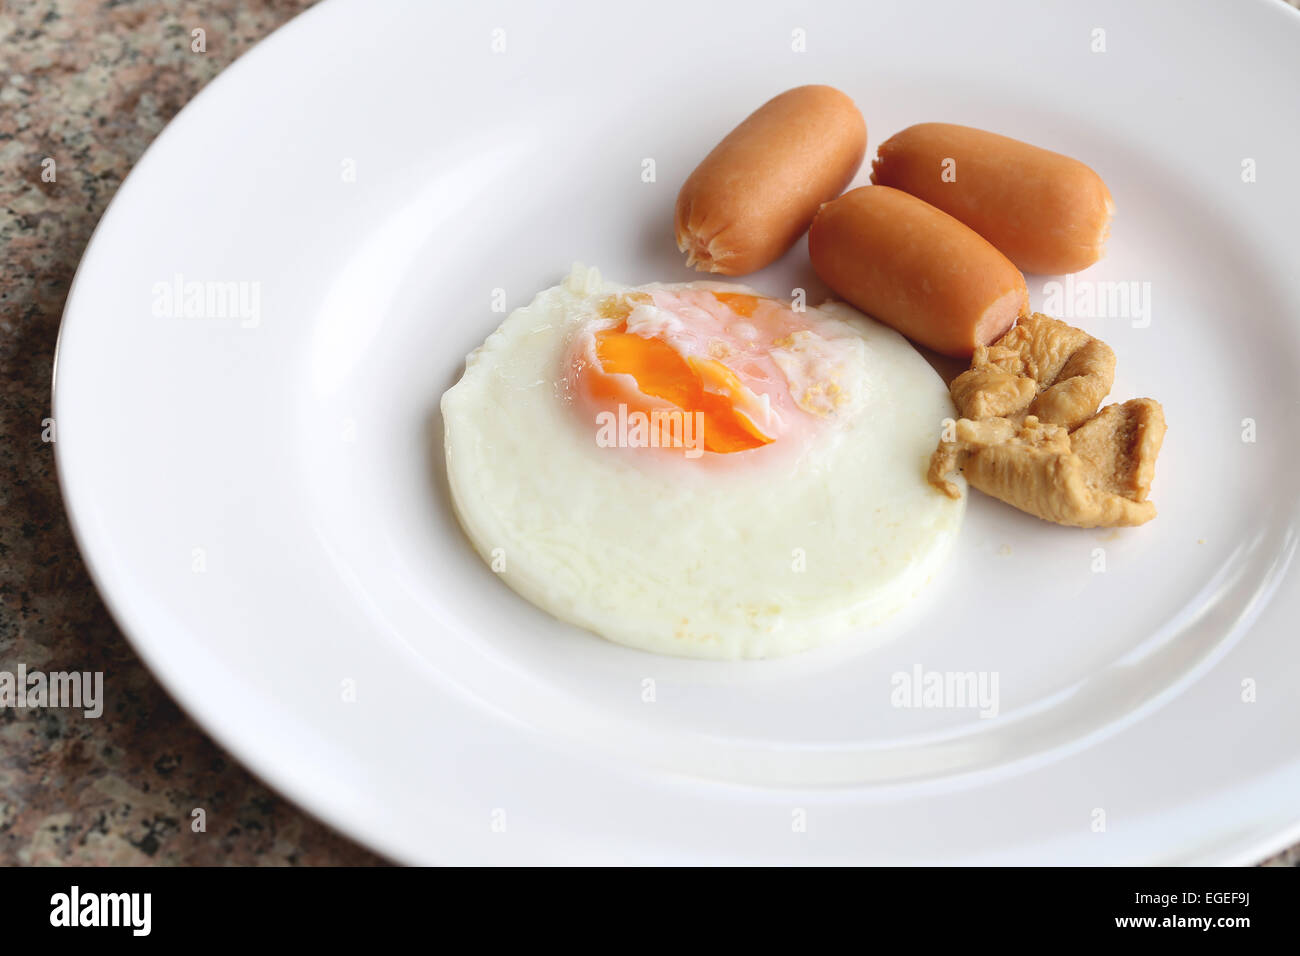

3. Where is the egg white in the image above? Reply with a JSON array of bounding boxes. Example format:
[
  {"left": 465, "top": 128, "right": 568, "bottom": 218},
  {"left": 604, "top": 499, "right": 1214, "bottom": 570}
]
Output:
[{"left": 441, "top": 265, "right": 965, "bottom": 660}]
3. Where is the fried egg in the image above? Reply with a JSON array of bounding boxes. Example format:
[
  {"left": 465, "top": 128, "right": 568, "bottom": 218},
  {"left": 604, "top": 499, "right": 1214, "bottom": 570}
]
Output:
[{"left": 441, "top": 264, "right": 964, "bottom": 659}]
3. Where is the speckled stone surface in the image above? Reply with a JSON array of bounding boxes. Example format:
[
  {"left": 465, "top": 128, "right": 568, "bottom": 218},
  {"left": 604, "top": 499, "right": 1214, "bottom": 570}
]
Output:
[
  {"left": 1, "top": 0, "right": 382, "bottom": 865},
  {"left": 2, "top": 0, "right": 1297, "bottom": 867}
]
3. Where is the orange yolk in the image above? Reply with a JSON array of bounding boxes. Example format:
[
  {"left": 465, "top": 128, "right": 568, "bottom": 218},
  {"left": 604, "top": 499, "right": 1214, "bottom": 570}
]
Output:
[
  {"left": 710, "top": 292, "right": 761, "bottom": 318},
  {"left": 579, "top": 292, "right": 776, "bottom": 454}
]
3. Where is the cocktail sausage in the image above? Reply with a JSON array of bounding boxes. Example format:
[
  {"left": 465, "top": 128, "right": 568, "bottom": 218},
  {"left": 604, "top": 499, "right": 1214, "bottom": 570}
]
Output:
[
  {"left": 871, "top": 123, "right": 1113, "bottom": 275},
  {"left": 809, "top": 186, "right": 1029, "bottom": 358},
  {"left": 675, "top": 85, "right": 867, "bottom": 276}
]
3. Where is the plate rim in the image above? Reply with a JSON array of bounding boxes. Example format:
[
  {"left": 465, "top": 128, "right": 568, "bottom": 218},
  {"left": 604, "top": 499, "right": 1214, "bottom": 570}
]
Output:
[{"left": 52, "top": 0, "right": 1300, "bottom": 865}]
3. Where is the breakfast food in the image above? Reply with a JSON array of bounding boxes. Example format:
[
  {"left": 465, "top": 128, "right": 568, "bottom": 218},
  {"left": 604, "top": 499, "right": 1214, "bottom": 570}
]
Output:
[
  {"left": 675, "top": 85, "right": 867, "bottom": 276},
  {"left": 927, "top": 401, "right": 1165, "bottom": 527},
  {"left": 440, "top": 88, "right": 1166, "bottom": 659},
  {"left": 871, "top": 123, "right": 1115, "bottom": 275},
  {"left": 950, "top": 314, "right": 1116, "bottom": 430},
  {"left": 442, "top": 265, "right": 964, "bottom": 659},
  {"left": 929, "top": 317, "right": 1165, "bottom": 528},
  {"left": 808, "top": 185, "right": 1029, "bottom": 358}
]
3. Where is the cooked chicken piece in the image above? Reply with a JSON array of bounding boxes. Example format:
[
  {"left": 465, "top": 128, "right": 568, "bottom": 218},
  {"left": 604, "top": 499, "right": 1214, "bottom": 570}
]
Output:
[
  {"left": 928, "top": 416, "right": 1040, "bottom": 500},
  {"left": 1069, "top": 398, "right": 1166, "bottom": 503},
  {"left": 949, "top": 314, "right": 1116, "bottom": 430},
  {"left": 928, "top": 399, "right": 1166, "bottom": 528},
  {"left": 948, "top": 353, "right": 1037, "bottom": 420}
]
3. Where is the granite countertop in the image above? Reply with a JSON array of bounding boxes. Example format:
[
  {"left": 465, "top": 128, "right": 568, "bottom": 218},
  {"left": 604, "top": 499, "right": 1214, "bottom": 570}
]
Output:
[
  {"left": 1, "top": 0, "right": 381, "bottom": 865},
  {"left": 1, "top": 0, "right": 1296, "bottom": 866}
]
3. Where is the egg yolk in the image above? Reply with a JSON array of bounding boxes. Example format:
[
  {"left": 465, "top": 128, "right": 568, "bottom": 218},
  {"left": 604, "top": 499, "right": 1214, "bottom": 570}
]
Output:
[
  {"left": 579, "top": 292, "right": 775, "bottom": 454},
  {"left": 710, "top": 292, "right": 761, "bottom": 318}
]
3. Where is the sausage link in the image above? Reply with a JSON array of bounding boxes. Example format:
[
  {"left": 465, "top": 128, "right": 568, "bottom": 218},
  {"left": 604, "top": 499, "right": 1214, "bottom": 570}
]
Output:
[
  {"left": 808, "top": 185, "right": 1029, "bottom": 358},
  {"left": 871, "top": 123, "right": 1113, "bottom": 275},
  {"left": 675, "top": 85, "right": 867, "bottom": 276}
]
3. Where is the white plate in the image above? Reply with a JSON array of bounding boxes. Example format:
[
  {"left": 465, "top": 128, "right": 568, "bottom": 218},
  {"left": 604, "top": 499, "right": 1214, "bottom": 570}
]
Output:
[{"left": 55, "top": 0, "right": 1300, "bottom": 864}]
